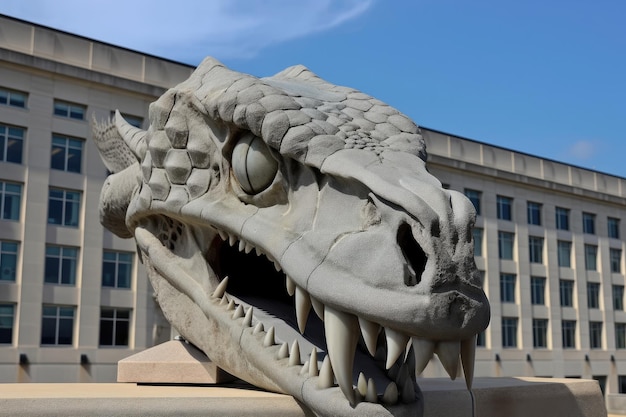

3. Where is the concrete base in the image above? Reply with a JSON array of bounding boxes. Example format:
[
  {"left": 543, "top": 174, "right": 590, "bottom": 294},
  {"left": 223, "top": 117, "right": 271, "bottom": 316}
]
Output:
[
  {"left": 0, "top": 377, "right": 606, "bottom": 417},
  {"left": 117, "top": 340, "right": 236, "bottom": 384}
]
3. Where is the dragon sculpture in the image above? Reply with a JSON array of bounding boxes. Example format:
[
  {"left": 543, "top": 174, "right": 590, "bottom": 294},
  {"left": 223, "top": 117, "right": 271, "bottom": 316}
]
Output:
[{"left": 93, "top": 57, "right": 490, "bottom": 417}]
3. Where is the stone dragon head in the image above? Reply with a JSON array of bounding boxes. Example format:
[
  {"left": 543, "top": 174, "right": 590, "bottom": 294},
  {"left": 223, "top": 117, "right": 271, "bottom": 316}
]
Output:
[{"left": 93, "top": 57, "right": 490, "bottom": 417}]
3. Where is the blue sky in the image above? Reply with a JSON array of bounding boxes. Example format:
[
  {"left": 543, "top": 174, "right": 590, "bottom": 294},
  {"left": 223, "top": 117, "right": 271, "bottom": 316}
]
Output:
[{"left": 2, "top": 0, "right": 625, "bottom": 176}]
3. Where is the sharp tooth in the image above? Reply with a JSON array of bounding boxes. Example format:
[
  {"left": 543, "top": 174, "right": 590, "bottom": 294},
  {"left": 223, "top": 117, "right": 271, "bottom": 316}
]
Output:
[
  {"left": 400, "top": 375, "right": 416, "bottom": 403},
  {"left": 232, "top": 304, "right": 244, "bottom": 319},
  {"left": 219, "top": 294, "right": 229, "bottom": 306},
  {"left": 218, "top": 230, "right": 228, "bottom": 241},
  {"left": 382, "top": 382, "right": 398, "bottom": 405},
  {"left": 253, "top": 322, "right": 264, "bottom": 334},
  {"left": 366, "top": 378, "right": 377, "bottom": 403},
  {"left": 255, "top": 247, "right": 262, "bottom": 256},
  {"left": 317, "top": 356, "right": 334, "bottom": 389},
  {"left": 238, "top": 240, "right": 246, "bottom": 252},
  {"left": 263, "top": 327, "right": 275, "bottom": 347},
  {"left": 228, "top": 234, "right": 236, "bottom": 246},
  {"left": 324, "top": 306, "right": 359, "bottom": 405},
  {"left": 277, "top": 342, "right": 289, "bottom": 359},
  {"left": 289, "top": 339, "right": 301, "bottom": 366},
  {"left": 412, "top": 337, "right": 435, "bottom": 374},
  {"left": 310, "top": 296, "right": 324, "bottom": 321},
  {"left": 358, "top": 318, "right": 380, "bottom": 357},
  {"left": 273, "top": 261, "right": 281, "bottom": 272},
  {"left": 436, "top": 340, "right": 461, "bottom": 380},
  {"left": 286, "top": 276, "right": 296, "bottom": 296},
  {"left": 460, "top": 336, "right": 476, "bottom": 390},
  {"left": 242, "top": 307, "right": 253, "bottom": 327},
  {"left": 212, "top": 276, "right": 229, "bottom": 298},
  {"left": 357, "top": 372, "right": 367, "bottom": 396},
  {"left": 244, "top": 243, "right": 253, "bottom": 254},
  {"left": 295, "top": 286, "right": 312, "bottom": 334},
  {"left": 227, "top": 300, "right": 236, "bottom": 311},
  {"left": 395, "top": 363, "right": 409, "bottom": 387},
  {"left": 300, "top": 361, "right": 310, "bottom": 375},
  {"left": 385, "top": 328, "right": 410, "bottom": 369},
  {"left": 309, "top": 348, "right": 319, "bottom": 376}
]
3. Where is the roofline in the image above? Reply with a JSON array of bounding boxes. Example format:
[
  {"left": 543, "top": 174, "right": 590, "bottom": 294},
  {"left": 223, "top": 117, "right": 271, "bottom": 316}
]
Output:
[
  {"left": 0, "top": 13, "right": 196, "bottom": 69},
  {"left": 420, "top": 125, "right": 625, "bottom": 181}
]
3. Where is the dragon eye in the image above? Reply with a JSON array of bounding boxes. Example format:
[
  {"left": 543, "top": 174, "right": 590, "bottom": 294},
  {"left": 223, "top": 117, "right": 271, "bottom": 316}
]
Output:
[{"left": 232, "top": 132, "right": 278, "bottom": 194}]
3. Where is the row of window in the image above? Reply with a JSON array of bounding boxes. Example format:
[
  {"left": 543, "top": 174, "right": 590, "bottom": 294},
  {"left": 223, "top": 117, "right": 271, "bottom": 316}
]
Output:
[
  {"left": 497, "top": 317, "right": 619, "bottom": 350},
  {"left": 1, "top": 181, "right": 81, "bottom": 226},
  {"left": 0, "top": 303, "right": 130, "bottom": 347},
  {"left": 465, "top": 189, "right": 621, "bottom": 238},
  {"left": 473, "top": 228, "right": 623, "bottom": 273},
  {"left": 0, "top": 241, "right": 132, "bottom": 288},
  {"left": 500, "top": 273, "right": 624, "bottom": 310}
]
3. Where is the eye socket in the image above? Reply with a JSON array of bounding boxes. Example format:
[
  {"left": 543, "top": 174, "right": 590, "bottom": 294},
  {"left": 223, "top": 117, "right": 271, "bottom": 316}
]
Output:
[{"left": 232, "top": 132, "right": 278, "bottom": 194}]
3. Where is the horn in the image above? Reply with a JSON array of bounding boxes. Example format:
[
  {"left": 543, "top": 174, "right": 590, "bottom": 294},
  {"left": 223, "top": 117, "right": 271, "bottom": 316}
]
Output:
[{"left": 114, "top": 110, "right": 147, "bottom": 160}]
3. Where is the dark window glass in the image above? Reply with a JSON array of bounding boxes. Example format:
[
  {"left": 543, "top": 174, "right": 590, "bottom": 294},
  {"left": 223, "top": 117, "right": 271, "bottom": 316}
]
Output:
[
  {"left": 608, "top": 217, "right": 620, "bottom": 239},
  {"left": 590, "top": 321, "right": 602, "bottom": 349},
  {"left": 583, "top": 212, "right": 596, "bottom": 235},
  {"left": 616, "top": 323, "right": 626, "bottom": 349},
  {"left": 587, "top": 283, "right": 600, "bottom": 309},
  {"left": 529, "top": 236, "right": 544, "bottom": 263},
  {"left": 533, "top": 319, "right": 548, "bottom": 348},
  {"left": 560, "top": 280, "right": 574, "bottom": 307},
  {"left": 527, "top": 202, "right": 542, "bottom": 225},
  {"left": 0, "top": 124, "right": 24, "bottom": 164},
  {"left": 500, "top": 273, "right": 516, "bottom": 303},
  {"left": 614, "top": 285, "right": 624, "bottom": 311},
  {"left": 41, "top": 305, "right": 74, "bottom": 345},
  {"left": 44, "top": 246, "right": 78, "bottom": 285},
  {"left": 562, "top": 320, "right": 576, "bottom": 348},
  {"left": 531, "top": 277, "right": 546, "bottom": 305},
  {"left": 51, "top": 135, "right": 83, "bottom": 173},
  {"left": 585, "top": 245, "right": 597, "bottom": 271},
  {"left": 464, "top": 189, "right": 481, "bottom": 215},
  {"left": 498, "top": 231, "right": 514, "bottom": 260},
  {"left": 102, "top": 251, "right": 133, "bottom": 289},
  {"left": 556, "top": 207, "right": 569, "bottom": 231},
  {"left": 502, "top": 317, "right": 518, "bottom": 348},
  {"left": 497, "top": 196, "right": 512, "bottom": 220},
  {"left": 0, "top": 241, "right": 18, "bottom": 282},
  {"left": 48, "top": 188, "right": 80, "bottom": 227},
  {"left": 557, "top": 241, "right": 571, "bottom": 267},
  {"left": 99, "top": 308, "right": 131, "bottom": 346},
  {"left": 0, "top": 181, "right": 22, "bottom": 221},
  {"left": 611, "top": 248, "right": 622, "bottom": 273},
  {"left": 472, "top": 228, "right": 483, "bottom": 257},
  {"left": 0, "top": 304, "right": 14, "bottom": 344},
  {"left": 0, "top": 88, "right": 27, "bottom": 108},
  {"left": 54, "top": 100, "right": 86, "bottom": 120}
]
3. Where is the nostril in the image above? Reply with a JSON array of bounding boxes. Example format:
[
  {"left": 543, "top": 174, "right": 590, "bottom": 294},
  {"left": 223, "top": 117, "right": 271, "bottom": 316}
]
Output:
[{"left": 397, "top": 223, "right": 427, "bottom": 286}]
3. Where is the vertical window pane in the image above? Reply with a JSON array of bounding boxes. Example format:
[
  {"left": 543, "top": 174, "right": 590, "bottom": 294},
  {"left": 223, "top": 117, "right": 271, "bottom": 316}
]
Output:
[
  {"left": 585, "top": 245, "right": 597, "bottom": 271},
  {"left": 611, "top": 248, "right": 622, "bottom": 273},
  {"left": 472, "top": 228, "right": 483, "bottom": 257},
  {"left": 527, "top": 202, "right": 542, "bottom": 225},
  {"left": 560, "top": 280, "right": 574, "bottom": 307},
  {"left": 529, "top": 236, "right": 544, "bottom": 263},
  {"left": 558, "top": 241, "right": 571, "bottom": 267},
  {"left": 608, "top": 217, "right": 620, "bottom": 239},
  {"left": 502, "top": 317, "right": 518, "bottom": 348},
  {"left": 498, "top": 231, "right": 514, "bottom": 260},
  {"left": 99, "top": 308, "right": 131, "bottom": 347},
  {"left": 556, "top": 207, "right": 569, "bottom": 231},
  {"left": 500, "top": 274, "right": 516, "bottom": 303},
  {"left": 102, "top": 251, "right": 133, "bottom": 289},
  {"left": 0, "top": 124, "right": 24, "bottom": 164},
  {"left": 614, "top": 285, "right": 624, "bottom": 311},
  {"left": 497, "top": 196, "right": 512, "bottom": 220},
  {"left": 583, "top": 213, "right": 596, "bottom": 235},
  {"left": 0, "top": 304, "right": 14, "bottom": 344},
  {"left": 464, "top": 189, "right": 481, "bottom": 215},
  {"left": 44, "top": 246, "right": 78, "bottom": 285},
  {"left": 0, "top": 241, "right": 18, "bottom": 281},
  {"left": 1, "top": 181, "right": 23, "bottom": 220},
  {"left": 533, "top": 319, "right": 548, "bottom": 348},
  {"left": 48, "top": 188, "right": 81, "bottom": 227},
  {"left": 531, "top": 277, "right": 546, "bottom": 305},
  {"left": 590, "top": 322, "right": 602, "bottom": 349},
  {"left": 587, "top": 283, "right": 600, "bottom": 309},
  {"left": 562, "top": 320, "right": 576, "bottom": 348},
  {"left": 616, "top": 323, "right": 626, "bottom": 349}
]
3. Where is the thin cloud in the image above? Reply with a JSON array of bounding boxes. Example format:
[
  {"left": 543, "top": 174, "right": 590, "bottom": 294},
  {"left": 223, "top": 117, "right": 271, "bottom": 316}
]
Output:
[
  {"left": 564, "top": 140, "right": 599, "bottom": 161},
  {"left": 0, "top": 0, "right": 373, "bottom": 63}
]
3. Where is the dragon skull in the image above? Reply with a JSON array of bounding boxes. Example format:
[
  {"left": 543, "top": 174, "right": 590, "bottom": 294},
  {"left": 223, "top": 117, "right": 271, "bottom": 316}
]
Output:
[{"left": 93, "top": 57, "right": 490, "bottom": 417}]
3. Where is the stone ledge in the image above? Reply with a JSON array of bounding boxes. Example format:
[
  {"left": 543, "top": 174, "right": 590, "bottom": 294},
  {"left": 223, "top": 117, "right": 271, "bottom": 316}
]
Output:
[
  {"left": 117, "top": 340, "right": 236, "bottom": 384},
  {"left": 0, "top": 377, "right": 606, "bottom": 417}
]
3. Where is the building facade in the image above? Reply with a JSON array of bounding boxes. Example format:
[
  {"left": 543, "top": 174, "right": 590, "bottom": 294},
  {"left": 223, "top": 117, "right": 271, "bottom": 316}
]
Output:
[
  {"left": 1, "top": 12, "right": 625, "bottom": 407},
  {"left": 0, "top": 15, "right": 194, "bottom": 382}
]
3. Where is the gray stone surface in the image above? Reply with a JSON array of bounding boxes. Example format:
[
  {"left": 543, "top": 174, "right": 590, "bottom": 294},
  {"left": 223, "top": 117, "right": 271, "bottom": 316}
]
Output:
[
  {"left": 0, "top": 378, "right": 606, "bottom": 417},
  {"left": 93, "top": 57, "right": 490, "bottom": 416}
]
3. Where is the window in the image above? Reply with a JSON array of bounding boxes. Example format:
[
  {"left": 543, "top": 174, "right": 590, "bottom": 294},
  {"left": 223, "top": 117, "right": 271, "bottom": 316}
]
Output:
[
  {"left": 498, "top": 231, "right": 514, "bottom": 260},
  {"left": 587, "top": 282, "right": 600, "bottom": 309},
  {"left": 497, "top": 195, "right": 513, "bottom": 220},
  {"left": 608, "top": 217, "right": 620, "bottom": 239},
  {"left": 0, "top": 241, "right": 18, "bottom": 281},
  {"left": 533, "top": 319, "right": 548, "bottom": 348},
  {"left": 41, "top": 305, "right": 75, "bottom": 345},
  {"left": 529, "top": 236, "right": 544, "bottom": 263},
  {"left": 619, "top": 376, "right": 626, "bottom": 394},
  {"left": 502, "top": 317, "right": 518, "bottom": 348},
  {"left": 527, "top": 202, "right": 542, "bottom": 226},
  {"left": 48, "top": 188, "right": 80, "bottom": 227},
  {"left": 585, "top": 245, "right": 597, "bottom": 271},
  {"left": 616, "top": 323, "right": 626, "bottom": 349},
  {"left": 583, "top": 212, "right": 596, "bottom": 235},
  {"left": 51, "top": 135, "right": 83, "bottom": 173},
  {"left": 472, "top": 228, "right": 483, "bottom": 257},
  {"left": 590, "top": 321, "right": 602, "bottom": 349},
  {"left": 614, "top": 285, "right": 624, "bottom": 311},
  {"left": 557, "top": 240, "right": 571, "bottom": 267},
  {"left": 44, "top": 246, "right": 78, "bottom": 285},
  {"left": 0, "top": 304, "right": 14, "bottom": 344},
  {"left": 555, "top": 207, "right": 570, "bottom": 231},
  {"left": 464, "top": 189, "right": 481, "bottom": 215},
  {"left": 560, "top": 280, "right": 574, "bottom": 307},
  {"left": 54, "top": 100, "right": 86, "bottom": 120},
  {"left": 611, "top": 248, "right": 622, "bottom": 273},
  {"left": 531, "top": 277, "right": 546, "bottom": 305},
  {"left": 476, "top": 331, "right": 486, "bottom": 347},
  {"left": 562, "top": 320, "right": 576, "bottom": 348},
  {"left": 0, "top": 87, "right": 27, "bottom": 108},
  {"left": 0, "top": 124, "right": 24, "bottom": 164},
  {"left": 102, "top": 251, "right": 133, "bottom": 288},
  {"left": 0, "top": 181, "right": 22, "bottom": 221},
  {"left": 500, "top": 273, "right": 516, "bottom": 303},
  {"left": 99, "top": 308, "right": 131, "bottom": 346}
]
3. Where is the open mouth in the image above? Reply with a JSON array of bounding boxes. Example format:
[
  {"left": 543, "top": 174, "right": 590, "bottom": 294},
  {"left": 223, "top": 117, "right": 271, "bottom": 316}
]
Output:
[{"left": 136, "top": 214, "right": 476, "bottom": 412}]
